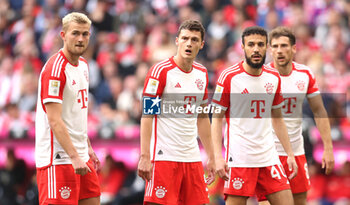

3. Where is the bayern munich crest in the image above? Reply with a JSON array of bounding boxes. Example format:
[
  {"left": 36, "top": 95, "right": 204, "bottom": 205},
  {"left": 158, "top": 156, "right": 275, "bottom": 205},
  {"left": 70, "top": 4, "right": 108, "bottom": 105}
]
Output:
[
  {"left": 59, "top": 186, "right": 72, "bottom": 199},
  {"left": 296, "top": 80, "right": 305, "bottom": 91},
  {"left": 155, "top": 186, "right": 167, "bottom": 198},
  {"left": 264, "top": 83, "right": 274, "bottom": 94},
  {"left": 232, "top": 178, "right": 244, "bottom": 190},
  {"left": 195, "top": 79, "right": 204, "bottom": 90}
]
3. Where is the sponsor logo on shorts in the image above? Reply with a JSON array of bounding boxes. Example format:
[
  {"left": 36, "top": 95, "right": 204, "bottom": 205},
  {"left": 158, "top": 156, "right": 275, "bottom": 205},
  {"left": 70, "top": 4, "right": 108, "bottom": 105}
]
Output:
[
  {"left": 232, "top": 178, "right": 244, "bottom": 190},
  {"left": 154, "top": 186, "right": 167, "bottom": 198},
  {"left": 59, "top": 186, "right": 72, "bottom": 199}
]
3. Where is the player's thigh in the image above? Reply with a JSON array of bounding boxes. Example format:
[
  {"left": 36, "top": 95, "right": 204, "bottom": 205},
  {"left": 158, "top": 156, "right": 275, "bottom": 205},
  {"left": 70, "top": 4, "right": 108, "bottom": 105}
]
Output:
[
  {"left": 144, "top": 161, "right": 182, "bottom": 205},
  {"left": 293, "top": 192, "right": 307, "bottom": 205},
  {"left": 226, "top": 195, "right": 249, "bottom": 205},
  {"left": 266, "top": 189, "right": 293, "bottom": 205},
  {"left": 78, "top": 196, "right": 100, "bottom": 205},
  {"left": 258, "top": 200, "right": 270, "bottom": 205},
  {"left": 180, "top": 162, "right": 209, "bottom": 205}
]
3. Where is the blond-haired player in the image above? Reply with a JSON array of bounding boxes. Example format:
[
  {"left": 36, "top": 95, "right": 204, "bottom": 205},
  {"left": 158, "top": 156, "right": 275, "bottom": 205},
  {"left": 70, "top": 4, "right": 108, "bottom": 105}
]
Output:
[{"left": 35, "top": 12, "right": 100, "bottom": 205}]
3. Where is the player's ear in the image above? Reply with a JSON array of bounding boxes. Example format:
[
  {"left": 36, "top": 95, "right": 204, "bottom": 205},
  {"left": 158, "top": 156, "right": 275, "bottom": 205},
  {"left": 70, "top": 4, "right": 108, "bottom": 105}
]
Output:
[
  {"left": 60, "top": 30, "right": 65, "bottom": 40},
  {"left": 175, "top": 37, "right": 179, "bottom": 46},
  {"left": 292, "top": 44, "right": 296, "bottom": 54},
  {"left": 200, "top": 40, "right": 204, "bottom": 49}
]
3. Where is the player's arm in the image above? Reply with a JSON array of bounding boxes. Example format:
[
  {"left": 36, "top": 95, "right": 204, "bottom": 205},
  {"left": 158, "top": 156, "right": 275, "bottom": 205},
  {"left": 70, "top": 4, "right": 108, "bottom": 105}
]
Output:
[
  {"left": 197, "top": 104, "right": 216, "bottom": 185},
  {"left": 87, "top": 138, "right": 100, "bottom": 170},
  {"left": 308, "top": 95, "right": 334, "bottom": 174},
  {"left": 271, "top": 108, "right": 297, "bottom": 179},
  {"left": 211, "top": 109, "right": 229, "bottom": 181},
  {"left": 45, "top": 102, "right": 91, "bottom": 175},
  {"left": 137, "top": 115, "right": 154, "bottom": 181}
]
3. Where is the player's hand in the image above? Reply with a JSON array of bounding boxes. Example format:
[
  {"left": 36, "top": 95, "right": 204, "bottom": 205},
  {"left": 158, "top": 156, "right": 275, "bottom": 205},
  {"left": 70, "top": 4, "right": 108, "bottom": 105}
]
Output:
[
  {"left": 322, "top": 149, "right": 334, "bottom": 175},
  {"left": 88, "top": 147, "right": 100, "bottom": 171},
  {"left": 205, "top": 158, "right": 216, "bottom": 185},
  {"left": 71, "top": 157, "right": 91, "bottom": 176},
  {"left": 287, "top": 156, "right": 298, "bottom": 180},
  {"left": 137, "top": 155, "right": 153, "bottom": 181},
  {"left": 215, "top": 157, "right": 229, "bottom": 181}
]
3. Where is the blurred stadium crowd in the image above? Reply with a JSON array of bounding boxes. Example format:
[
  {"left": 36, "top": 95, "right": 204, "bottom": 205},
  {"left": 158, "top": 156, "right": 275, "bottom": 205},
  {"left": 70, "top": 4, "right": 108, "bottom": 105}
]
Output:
[{"left": 0, "top": 0, "right": 350, "bottom": 204}]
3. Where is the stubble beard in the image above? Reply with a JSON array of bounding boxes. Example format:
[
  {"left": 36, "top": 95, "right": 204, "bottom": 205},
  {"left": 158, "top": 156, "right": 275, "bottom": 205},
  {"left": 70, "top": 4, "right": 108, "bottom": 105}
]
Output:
[{"left": 70, "top": 46, "right": 87, "bottom": 57}]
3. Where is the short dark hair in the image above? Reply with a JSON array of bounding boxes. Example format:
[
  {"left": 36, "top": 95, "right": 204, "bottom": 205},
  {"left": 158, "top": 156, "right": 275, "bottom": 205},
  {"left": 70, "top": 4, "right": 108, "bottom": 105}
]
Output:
[
  {"left": 269, "top": 26, "right": 296, "bottom": 46},
  {"left": 177, "top": 20, "right": 205, "bottom": 41},
  {"left": 241, "top": 26, "right": 268, "bottom": 45}
]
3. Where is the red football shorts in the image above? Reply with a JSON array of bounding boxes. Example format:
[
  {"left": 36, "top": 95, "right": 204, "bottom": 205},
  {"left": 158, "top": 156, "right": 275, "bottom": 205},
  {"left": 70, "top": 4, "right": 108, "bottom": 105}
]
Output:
[
  {"left": 224, "top": 164, "right": 290, "bottom": 200},
  {"left": 258, "top": 155, "right": 310, "bottom": 201},
  {"left": 144, "top": 161, "right": 209, "bottom": 205},
  {"left": 36, "top": 159, "right": 101, "bottom": 205},
  {"left": 280, "top": 155, "right": 310, "bottom": 193}
]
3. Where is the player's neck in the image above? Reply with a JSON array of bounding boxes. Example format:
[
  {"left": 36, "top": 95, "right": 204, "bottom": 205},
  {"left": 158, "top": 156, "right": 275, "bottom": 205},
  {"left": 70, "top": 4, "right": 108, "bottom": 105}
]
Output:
[
  {"left": 242, "top": 61, "right": 262, "bottom": 76},
  {"left": 62, "top": 47, "right": 79, "bottom": 66},
  {"left": 173, "top": 55, "right": 193, "bottom": 72},
  {"left": 275, "top": 61, "right": 293, "bottom": 76}
]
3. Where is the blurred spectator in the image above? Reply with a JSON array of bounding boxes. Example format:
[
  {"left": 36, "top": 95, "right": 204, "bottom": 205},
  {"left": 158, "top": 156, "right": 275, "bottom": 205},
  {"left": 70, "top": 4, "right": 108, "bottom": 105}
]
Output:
[
  {"left": 3, "top": 103, "right": 32, "bottom": 139},
  {"left": 90, "top": 0, "right": 114, "bottom": 32},
  {"left": 0, "top": 149, "right": 27, "bottom": 205},
  {"left": 111, "top": 170, "right": 145, "bottom": 205},
  {"left": 324, "top": 161, "right": 350, "bottom": 204},
  {"left": 23, "top": 174, "right": 39, "bottom": 205},
  {"left": 18, "top": 71, "right": 38, "bottom": 112},
  {"left": 99, "top": 155, "right": 128, "bottom": 205},
  {"left": 147, "top": 20, "right": 176, "bottom": 65},
  {"left": 307, "top": 162, "right": 327, "bottom": 205},
  {"left": 0, "top": 56, "right": 21, "bottom": 109}
]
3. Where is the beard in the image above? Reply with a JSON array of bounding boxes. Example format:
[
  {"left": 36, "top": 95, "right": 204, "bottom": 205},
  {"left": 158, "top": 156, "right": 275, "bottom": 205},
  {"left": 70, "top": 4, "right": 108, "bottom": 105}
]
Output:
[{"left": 245, "top": 53, "right": 266, "bottom": 69}]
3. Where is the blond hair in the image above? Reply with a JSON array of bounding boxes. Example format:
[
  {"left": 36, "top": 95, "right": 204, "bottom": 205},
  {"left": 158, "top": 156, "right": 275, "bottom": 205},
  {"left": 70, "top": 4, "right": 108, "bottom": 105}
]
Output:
[{"left": 62, "top": 12, "right": 91, "bottom": 31}]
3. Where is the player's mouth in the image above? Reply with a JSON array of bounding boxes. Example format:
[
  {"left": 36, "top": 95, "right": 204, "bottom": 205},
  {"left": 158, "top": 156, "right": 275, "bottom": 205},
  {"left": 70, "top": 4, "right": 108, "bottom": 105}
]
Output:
[
  {"left": 251, "top": 54, "right": 261, "bottom": 60},
  {"left": 277, "top": 56, "right": 285, "bottom": 61},
  {"left": 76, "top": 44, "right": 84, "bottom": 48},
  {"left": 185, "top": 49, "right": 192, "bottom": 55}
]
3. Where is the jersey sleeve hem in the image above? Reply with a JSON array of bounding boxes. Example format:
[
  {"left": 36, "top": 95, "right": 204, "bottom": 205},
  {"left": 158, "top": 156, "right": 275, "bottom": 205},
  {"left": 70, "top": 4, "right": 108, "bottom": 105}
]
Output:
[
  {"left": 307, "top": 91, "right": 320, "bottom": 98},
  {"left": 271, "top": 101, "right": 284, "bottom": 109},
  {"left": 43, "top": 98, "right": 63, "bottom": 104},
  {"left": 211, "top": 102, "right": 227, "bottom": 111}
]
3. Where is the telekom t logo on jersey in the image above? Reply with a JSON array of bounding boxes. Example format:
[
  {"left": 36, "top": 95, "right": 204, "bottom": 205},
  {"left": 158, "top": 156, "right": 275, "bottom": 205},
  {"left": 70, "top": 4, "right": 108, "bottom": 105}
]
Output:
[
  {"left": 251, "top": 100, "right": 265, "bottom": 118},
  {"left": 77, "top": 89, "right": 88, "bottom": 109},
  {"left": 184, "top": 96, "right": 196, "bottom": 114},
  {"left": 282, "top": 97, "right": 297, "bottom": 114}
]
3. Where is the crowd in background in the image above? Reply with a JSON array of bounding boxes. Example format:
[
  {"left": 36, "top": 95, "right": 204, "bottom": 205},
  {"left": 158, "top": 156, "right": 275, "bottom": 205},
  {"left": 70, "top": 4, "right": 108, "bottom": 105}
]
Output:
[{"left": 0, "top": 0, "right": 350, "bottom": 204}]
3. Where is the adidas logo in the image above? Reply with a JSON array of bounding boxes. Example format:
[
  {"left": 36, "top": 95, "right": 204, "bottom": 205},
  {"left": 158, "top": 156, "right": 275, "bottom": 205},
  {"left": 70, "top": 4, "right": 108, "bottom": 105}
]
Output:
[
  {"left": 175, "top": 82, "right": 181, "bottom": 88},
  {"left": 72, "top": 80, "right": 76, "bottom": 85},
  {"left": 241, "top": 88, "right": 249, "bottom": 94},
  {"left": 158, "top": 150, "right": 163, "bottom": 155}
]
